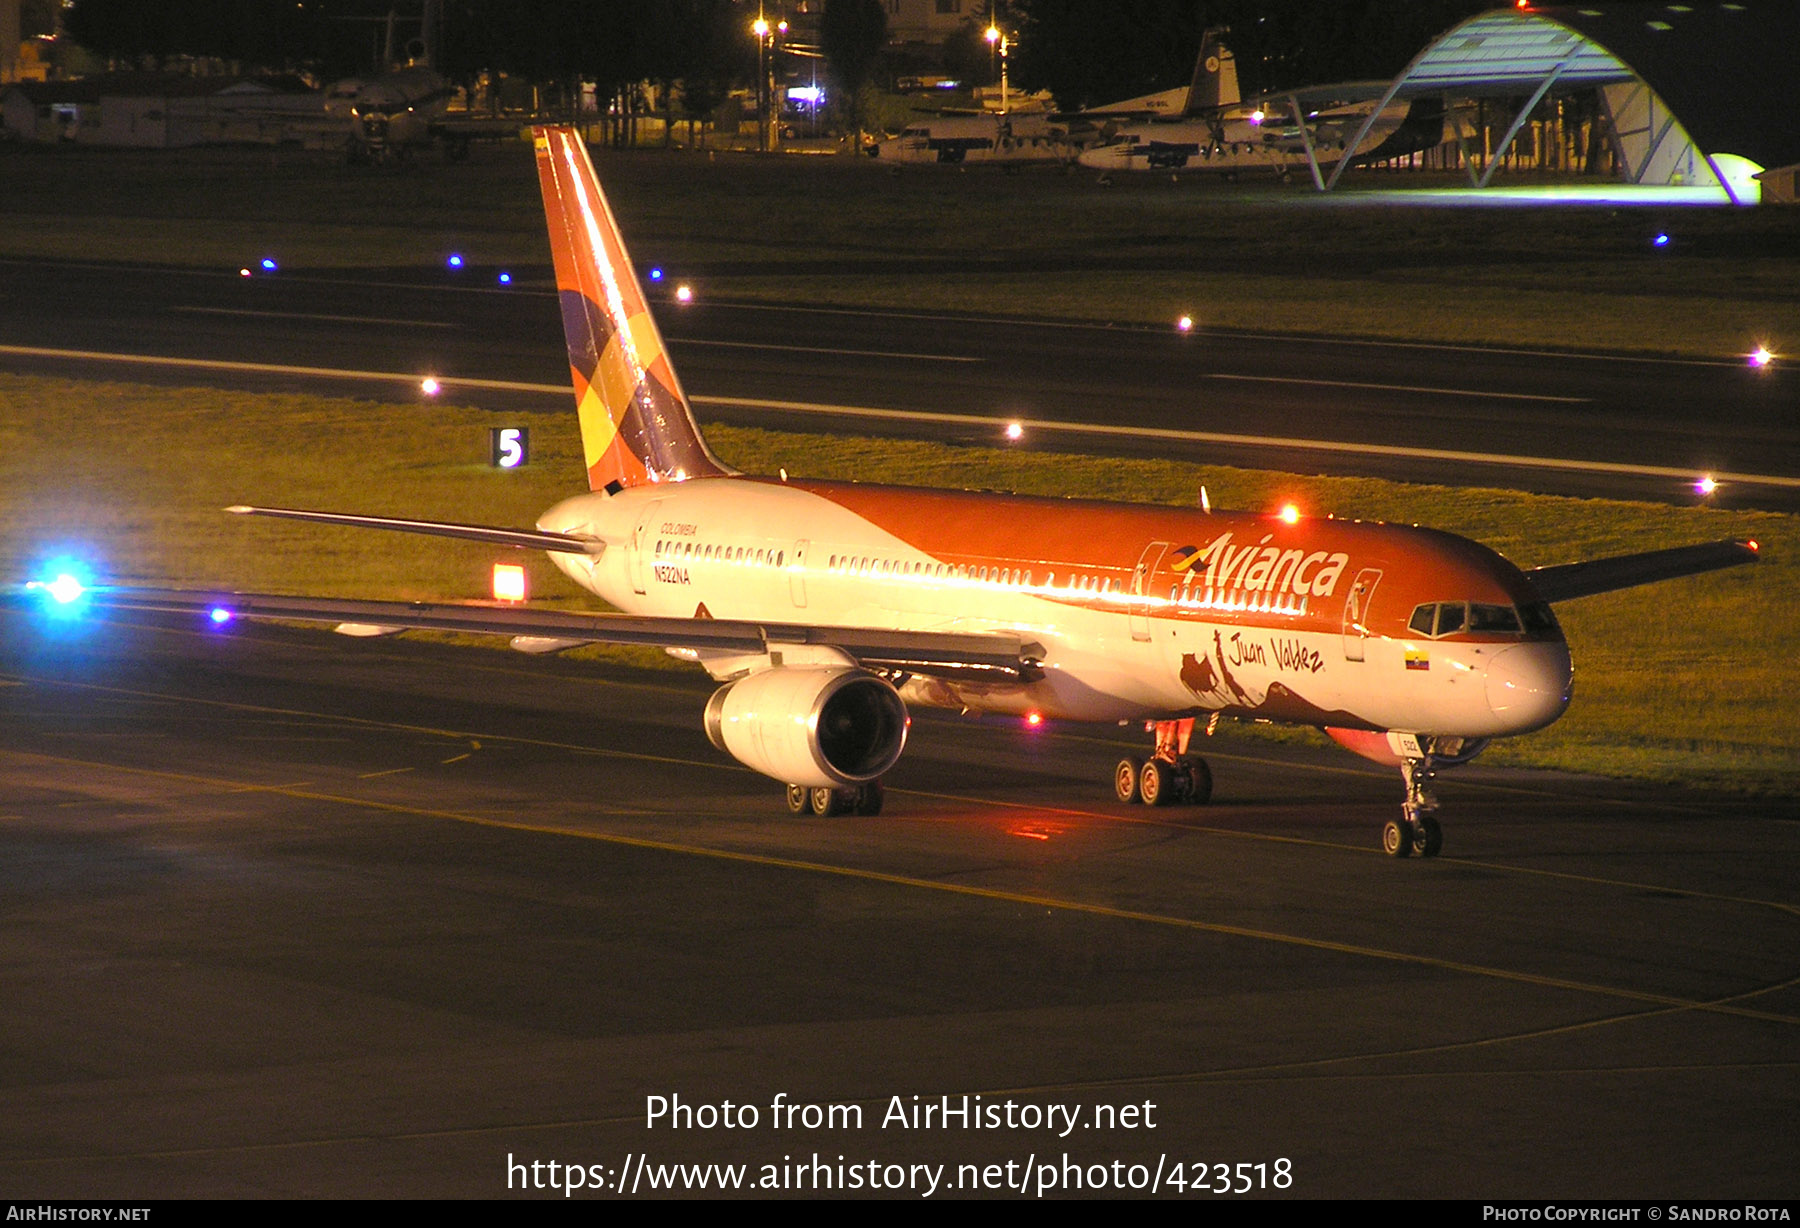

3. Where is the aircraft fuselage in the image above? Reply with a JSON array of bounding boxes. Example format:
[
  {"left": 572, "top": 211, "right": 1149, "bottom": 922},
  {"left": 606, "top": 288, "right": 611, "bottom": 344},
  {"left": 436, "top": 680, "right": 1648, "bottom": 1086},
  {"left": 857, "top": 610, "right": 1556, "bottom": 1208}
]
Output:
[{"left": 538, "top": 478, "right": 1572, "bottom": 739}]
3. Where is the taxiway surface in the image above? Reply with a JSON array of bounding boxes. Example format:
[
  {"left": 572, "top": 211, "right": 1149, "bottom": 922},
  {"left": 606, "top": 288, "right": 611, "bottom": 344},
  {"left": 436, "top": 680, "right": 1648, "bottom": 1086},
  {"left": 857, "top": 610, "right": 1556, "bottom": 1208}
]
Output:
[
  {"left": 2, "top": 257, "right": 1794, "bottom": 508},
  {"left": 2, "top": 613, "right": 1794, "bottom": 1198}
]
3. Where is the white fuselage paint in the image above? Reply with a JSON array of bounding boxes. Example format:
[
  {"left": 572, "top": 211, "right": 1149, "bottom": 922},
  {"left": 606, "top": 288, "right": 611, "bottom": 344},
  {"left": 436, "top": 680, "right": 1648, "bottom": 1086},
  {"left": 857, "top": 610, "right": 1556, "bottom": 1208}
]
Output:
[
  {"left": 538, "top": 481, "right": 1564, "bottom": 739},
  {"left": 876, "top": 114, "right": 1068, "bottom": 165}
]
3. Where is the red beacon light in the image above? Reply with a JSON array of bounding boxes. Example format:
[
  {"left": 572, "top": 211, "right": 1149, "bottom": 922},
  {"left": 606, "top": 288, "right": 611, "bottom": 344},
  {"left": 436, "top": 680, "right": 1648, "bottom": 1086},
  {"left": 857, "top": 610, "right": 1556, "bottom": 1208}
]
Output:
[{"left": 1277, "top": 503, "right": 1302, "bottom": 525}]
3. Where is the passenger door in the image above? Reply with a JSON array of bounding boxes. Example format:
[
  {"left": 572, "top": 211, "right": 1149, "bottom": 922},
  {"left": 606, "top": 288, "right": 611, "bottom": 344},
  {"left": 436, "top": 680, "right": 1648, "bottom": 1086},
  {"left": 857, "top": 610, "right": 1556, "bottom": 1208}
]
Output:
[
  {"left": 1129, "top": 541, "right": 1171, "bottom": 642},
  {"left": 1341, "top": 568, "right": 1382, "bottom": 661},
  {"left": 630, "top": 499, "right": 666, "bottom": 595}
]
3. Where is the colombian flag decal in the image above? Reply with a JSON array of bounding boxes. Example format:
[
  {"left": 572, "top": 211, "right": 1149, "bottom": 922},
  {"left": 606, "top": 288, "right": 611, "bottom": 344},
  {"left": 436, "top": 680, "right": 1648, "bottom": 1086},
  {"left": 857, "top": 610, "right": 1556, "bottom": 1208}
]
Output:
[{"left": 1405, "top": 650, "right": 1430, "bottom": 671}]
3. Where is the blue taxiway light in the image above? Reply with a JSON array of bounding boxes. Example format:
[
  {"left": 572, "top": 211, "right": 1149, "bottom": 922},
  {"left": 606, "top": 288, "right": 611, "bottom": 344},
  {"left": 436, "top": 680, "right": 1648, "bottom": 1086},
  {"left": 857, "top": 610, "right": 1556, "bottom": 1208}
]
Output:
[
  {"left": 648, "top": 267, "right": 664, "bottom": 282},
  {"left": 209, "top": 606, "right": 234, "bottom": 625},
  {"left": 447, "top": 254, "right": 465, "bottom": 269},
  {"left": 43, "top": 574, "right": 86, "bottom": 604},
  {"left": 260, "top": 258, "right": 278, "bottom": 271},
  {"left": 497, "top": 271, "right": 512, "bottom": 285},
  {"left": 23, "top": 562, "right": 96, "bottom": 621}
]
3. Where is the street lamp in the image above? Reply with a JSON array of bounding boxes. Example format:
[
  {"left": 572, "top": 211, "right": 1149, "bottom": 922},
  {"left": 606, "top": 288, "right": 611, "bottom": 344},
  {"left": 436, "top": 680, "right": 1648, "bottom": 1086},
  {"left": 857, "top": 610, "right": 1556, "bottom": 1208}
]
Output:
[
  {"left": 984, "top": 21, "right": 1010, "bottom": 115},
  {"left": 753, "top": 16, "right": 771, "bottom": 151},
  {"left": 752, "top": 11, "right": 786, "bottom": 152}
]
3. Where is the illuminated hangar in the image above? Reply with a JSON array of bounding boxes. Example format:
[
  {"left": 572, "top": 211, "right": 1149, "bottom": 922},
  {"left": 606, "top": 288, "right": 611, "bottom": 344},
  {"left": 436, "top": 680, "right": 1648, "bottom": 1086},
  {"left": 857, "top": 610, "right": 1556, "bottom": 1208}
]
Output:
[{"left": 1321, "top": 2, "right": 1800, "bottom": 204}]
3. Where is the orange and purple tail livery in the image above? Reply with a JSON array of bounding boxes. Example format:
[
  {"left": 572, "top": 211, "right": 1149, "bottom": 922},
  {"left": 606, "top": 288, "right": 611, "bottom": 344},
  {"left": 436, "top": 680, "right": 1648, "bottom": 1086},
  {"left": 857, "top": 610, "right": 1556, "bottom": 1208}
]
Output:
[{"left": 532, "top": 127, "right": 726, "bottom": 491}]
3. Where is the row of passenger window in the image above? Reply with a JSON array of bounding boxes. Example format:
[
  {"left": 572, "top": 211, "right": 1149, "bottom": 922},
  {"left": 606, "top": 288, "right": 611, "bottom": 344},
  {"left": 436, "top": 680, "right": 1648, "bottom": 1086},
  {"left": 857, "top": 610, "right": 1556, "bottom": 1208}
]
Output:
[
  {"left": 1170, "top": 585, "right": 1310, "bottom": 617},
  {"left": 656, "top": 539, "right": 785, "bottom": 568},
  {"left": 825, "top": 553, "right": 1128, "bottom": 597},
  {"left": 1408, "top": 601, "right": 1559, "bottom": 638},
  {"left": 659, "top": 541, "right": 1314, "bottom": 621}
]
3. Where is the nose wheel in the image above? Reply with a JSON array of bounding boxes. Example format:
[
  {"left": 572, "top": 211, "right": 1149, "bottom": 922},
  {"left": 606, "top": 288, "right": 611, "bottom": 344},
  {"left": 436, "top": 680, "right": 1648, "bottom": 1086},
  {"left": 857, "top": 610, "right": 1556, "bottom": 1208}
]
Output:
[
  {"left": 1387, "top": 757, "right": 1443, "bottom": 857},
  {"left": 1383, "top": 814, "right": 1442, "bottom": 858}
]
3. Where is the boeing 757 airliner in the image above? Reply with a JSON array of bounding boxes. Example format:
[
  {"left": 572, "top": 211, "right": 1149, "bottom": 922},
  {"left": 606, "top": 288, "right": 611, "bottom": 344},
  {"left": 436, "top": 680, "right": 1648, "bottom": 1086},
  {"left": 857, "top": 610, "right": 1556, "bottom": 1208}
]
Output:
[{"left": 28, "top": 127, "right": 1758, "bottom": 857}]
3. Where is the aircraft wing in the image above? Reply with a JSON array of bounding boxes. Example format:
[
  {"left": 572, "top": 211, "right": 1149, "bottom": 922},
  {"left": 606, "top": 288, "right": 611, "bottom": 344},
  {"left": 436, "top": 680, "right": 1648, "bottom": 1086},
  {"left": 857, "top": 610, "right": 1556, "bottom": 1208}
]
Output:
[
  {"left": 224, "top": 505, "right": 607, "bottom": 555},
  {"left": 26, "top": 585, "right": 1043, "bottom": 680},
  {"left": 1527, "top": 539, "right": 1759, "bottom": 603}
]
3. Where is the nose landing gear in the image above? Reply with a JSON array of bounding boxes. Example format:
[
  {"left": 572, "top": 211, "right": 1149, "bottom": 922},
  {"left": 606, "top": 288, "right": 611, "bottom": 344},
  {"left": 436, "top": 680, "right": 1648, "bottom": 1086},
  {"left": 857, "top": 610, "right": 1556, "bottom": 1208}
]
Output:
[{"left": 1384, "top": 756, "right": 1444, "bottom": 857}]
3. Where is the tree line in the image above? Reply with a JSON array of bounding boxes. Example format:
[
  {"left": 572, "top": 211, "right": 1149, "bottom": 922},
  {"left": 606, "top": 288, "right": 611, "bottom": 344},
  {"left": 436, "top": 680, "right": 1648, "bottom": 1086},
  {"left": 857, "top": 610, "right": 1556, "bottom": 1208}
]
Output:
[{"left": 62, "top": 0, "right": 1497, "bottom": 116}]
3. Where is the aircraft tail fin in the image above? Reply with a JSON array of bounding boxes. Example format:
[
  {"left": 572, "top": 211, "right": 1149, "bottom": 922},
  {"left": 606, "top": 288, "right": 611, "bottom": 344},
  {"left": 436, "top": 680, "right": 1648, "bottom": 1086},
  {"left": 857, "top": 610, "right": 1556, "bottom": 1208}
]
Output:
[
  {"left": 532, "top": 126, "right": 729, "bottom": 492},
  {"left": 1184, "top": 29, "right": 1240, "bottom": 115}
]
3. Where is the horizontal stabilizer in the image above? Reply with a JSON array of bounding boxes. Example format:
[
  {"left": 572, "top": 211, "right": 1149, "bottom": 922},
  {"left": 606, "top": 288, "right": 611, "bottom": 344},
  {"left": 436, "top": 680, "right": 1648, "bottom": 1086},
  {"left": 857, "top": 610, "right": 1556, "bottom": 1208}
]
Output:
[
  {"left": 225, "top": 505, "right": 606, "bottom": 555},
  {"left": 509, "top": 635, "right": 587, "bottom": 654},
  {"left": 334, "top": 623, "right": 404, "bottom": 637},
  {"left": 1528, "top": 539, "right": 1759, "bottom": 603}
]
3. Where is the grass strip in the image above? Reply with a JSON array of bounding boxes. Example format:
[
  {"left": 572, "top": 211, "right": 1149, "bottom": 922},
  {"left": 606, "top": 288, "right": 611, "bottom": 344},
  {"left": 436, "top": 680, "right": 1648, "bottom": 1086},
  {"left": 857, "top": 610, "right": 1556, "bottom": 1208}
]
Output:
[
  {"left": 0, "top": 373, "right": 1789, "bottom": 793},
  {"left": 3, "top": 143, "right": 1798, "bottom": 358}
]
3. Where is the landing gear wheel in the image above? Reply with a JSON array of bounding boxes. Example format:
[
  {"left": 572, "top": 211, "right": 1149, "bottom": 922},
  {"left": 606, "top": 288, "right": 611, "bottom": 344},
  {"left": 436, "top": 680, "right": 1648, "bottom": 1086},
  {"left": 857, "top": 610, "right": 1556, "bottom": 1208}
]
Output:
[
  {"left": 1414, "top": 815, "right": 1443, "bottom": 858},
  {"left": 785, "top": 783, "right": 809, "bottom": 814},
  {"left": 810, "top": 785, "right": 847, "bottom": 817},
  {"left": 1115, "top": 757, "right": 1144, "bottom": 804},
  {"left": 852, "top": 780, "right": 884, "bottom": 816},
  {"left": 1177, "top": 756, "right": 1212, "bottom": 805},
  {"left": 1139, "top": 758, "right": 1175, "bottom": 806},
  {"left": 1383, "top": 819, "right": 1414, "bottom": 858}
]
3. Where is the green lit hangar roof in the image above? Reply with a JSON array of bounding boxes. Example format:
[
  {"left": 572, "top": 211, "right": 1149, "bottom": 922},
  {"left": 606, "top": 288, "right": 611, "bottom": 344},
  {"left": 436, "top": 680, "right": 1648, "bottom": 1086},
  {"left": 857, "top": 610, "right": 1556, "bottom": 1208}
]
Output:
[{"left": 1325, "top": 2, "right": 1800, "bottom": 200}]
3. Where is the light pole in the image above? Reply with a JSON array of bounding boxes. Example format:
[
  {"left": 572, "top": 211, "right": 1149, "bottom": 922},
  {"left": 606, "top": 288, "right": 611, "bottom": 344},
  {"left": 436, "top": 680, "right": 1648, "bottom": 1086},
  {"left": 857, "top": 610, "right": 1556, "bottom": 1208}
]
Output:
[
  {"left": 753, "top": 15, "right": 770, "bottom": 151},
  {"left": 752, "top": 12, "right": 787, "bottom": 152},
  {"left": 984, "top": 20, "right": 1010, "bottom": 116}
]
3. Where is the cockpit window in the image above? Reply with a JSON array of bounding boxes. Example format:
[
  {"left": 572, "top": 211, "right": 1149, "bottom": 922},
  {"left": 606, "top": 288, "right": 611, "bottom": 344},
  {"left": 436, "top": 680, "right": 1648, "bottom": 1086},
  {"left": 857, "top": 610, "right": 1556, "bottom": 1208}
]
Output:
[
  {"left": 1408, "top": 600, "right": 1542, "bottom": 639},
  {"left": 1467, "top": 603, "right": 1522, "bottom": 633},
  {"left": 1519, "top": 601, "right": 1560, "bottom": 635}
]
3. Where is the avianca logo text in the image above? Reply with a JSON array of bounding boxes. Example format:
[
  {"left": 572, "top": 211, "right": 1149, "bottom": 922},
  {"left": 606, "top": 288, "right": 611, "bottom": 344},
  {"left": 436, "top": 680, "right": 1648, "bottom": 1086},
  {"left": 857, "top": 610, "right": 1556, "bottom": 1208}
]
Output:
[{"left": 1178, "top": 532, "right": 1350, "bottom": 598}]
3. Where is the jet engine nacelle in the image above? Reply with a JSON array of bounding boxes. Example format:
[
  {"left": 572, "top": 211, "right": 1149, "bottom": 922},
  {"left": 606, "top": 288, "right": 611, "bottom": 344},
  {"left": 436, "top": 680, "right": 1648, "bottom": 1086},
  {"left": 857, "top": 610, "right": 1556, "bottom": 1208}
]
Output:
[
  {"left": 704, "top": 666, "right": 908, "bottom": 789},
  {"left": 1325, "top": 727, "right": 1490, "bottom": 768}
]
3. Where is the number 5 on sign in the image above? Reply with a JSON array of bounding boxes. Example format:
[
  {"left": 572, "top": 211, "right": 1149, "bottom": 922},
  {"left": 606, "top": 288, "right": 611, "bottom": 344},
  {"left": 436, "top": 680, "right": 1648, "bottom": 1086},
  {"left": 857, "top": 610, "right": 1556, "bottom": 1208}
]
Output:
[{"left": 490, "top": 427, "right": 529, "bottom": 469}]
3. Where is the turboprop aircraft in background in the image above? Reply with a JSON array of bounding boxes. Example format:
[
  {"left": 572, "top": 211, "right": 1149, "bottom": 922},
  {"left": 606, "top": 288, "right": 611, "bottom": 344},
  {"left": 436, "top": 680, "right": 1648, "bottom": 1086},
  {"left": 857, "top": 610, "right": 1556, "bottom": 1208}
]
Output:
[
  {"left": 18, "top": 127, "right": 1758, "bottom": 858},
  {"left": 1061, "top": 27, "right": 1244, "bottom": 133},
  {"left": 873, "top": 27, "right": 1243, "bottom": 167},
  {"left": 1075, "top": 31, "right": 1442, "bottom": 181},
  {"left": 873, "top": 108, "right": 1069, "bottom": 166}
]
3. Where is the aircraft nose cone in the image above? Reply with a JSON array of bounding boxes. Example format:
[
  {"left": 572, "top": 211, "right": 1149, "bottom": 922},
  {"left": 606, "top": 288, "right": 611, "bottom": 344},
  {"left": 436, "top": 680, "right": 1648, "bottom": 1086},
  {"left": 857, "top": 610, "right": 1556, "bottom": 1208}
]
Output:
[{"left": 1485, "top": 642, "right": 1572, "bottom": 732}]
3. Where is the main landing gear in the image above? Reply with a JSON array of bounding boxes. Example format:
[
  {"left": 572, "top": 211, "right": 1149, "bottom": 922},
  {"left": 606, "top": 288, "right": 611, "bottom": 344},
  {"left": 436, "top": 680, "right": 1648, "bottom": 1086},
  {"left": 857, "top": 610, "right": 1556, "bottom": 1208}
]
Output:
[
  {"left": 1115, "top": 754, "right": 1212, "bottom": 806},
  {"left": 1115, "top": 718, "right": 1213, "bottom": 808},
  {"left": 785, "top": 780, "right": 884, "bottom": 817},
  {"left": 1383, "top": 756, "right": 1444, "bottom": 858}
]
